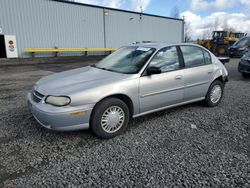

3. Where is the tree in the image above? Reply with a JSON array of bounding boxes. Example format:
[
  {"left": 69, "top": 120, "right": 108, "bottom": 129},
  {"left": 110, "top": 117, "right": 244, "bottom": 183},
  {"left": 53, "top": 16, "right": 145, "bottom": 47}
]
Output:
[
  {"left": 184, "top": 21, "right": 192, "bottom": 42},
  {"left": 222, "top": 19, "right": 235, "bottom": 33},
  {"left": 202, "top": 18, "right": 219, "bottom": 39},
  {"left": 170, "top": 5, "right": 180, "bottom": 18},
  {"left": 181, "top": 16, "right": 192, "bottom": 42}
]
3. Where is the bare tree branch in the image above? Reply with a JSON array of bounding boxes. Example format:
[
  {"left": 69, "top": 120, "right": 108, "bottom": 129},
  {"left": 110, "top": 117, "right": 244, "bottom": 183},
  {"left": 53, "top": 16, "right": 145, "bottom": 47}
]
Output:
[{"left": 170, "top": 5, "right": 180, "bottom": 19}]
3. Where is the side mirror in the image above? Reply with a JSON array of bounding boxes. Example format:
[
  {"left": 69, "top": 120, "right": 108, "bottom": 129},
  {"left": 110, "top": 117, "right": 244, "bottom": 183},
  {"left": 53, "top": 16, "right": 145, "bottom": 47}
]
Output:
[{"left": 146, "top": 66, "right": 161, "bottom": 75}]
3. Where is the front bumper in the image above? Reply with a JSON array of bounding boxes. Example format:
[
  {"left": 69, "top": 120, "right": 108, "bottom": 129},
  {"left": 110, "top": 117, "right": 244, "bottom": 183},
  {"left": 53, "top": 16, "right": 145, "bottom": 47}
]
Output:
[
  {"left": 27, "top": 92, "right": 94, "bottom": 131},
  {"left": 238, "top": 60, "right": 250, "bottom": 74}
]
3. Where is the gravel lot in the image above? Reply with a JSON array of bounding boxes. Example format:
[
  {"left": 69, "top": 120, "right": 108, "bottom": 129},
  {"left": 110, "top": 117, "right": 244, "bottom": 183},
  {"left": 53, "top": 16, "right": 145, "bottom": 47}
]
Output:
[{"left": 0, "top": 57, "right": 249, "bottom": 187}]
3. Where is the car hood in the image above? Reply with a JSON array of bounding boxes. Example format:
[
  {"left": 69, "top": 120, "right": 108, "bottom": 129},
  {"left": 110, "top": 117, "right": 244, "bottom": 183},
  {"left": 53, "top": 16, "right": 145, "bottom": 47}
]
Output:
[{"left": 35, "top": 66, "right": 131, "bottom": 95}]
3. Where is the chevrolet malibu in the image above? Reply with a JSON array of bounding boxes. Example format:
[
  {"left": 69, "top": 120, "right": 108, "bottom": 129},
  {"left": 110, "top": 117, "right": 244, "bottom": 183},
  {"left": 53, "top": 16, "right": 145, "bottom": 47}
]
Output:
[{"left": 27, "top": 43, "right": 228, "bottom": 138}]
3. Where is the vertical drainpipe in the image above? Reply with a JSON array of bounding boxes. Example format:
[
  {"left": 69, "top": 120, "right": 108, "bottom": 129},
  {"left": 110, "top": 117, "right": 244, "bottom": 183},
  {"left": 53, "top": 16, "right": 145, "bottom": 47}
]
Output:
[
  {"left": 103, "top": 8, "right": 107, "bottom": 49},
  {"left": 182, "top": 19, "right": 185, "bottom": 43}
]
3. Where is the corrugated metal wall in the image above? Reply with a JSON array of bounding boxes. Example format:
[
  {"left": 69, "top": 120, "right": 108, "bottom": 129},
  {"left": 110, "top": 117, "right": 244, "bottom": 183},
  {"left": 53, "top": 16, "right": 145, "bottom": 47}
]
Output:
[
  {"left": 105, "top": 10, "right": 183, "bottom": 48},
  {"left": 0, "top": 0, "right": 184, "bottom": 57}
]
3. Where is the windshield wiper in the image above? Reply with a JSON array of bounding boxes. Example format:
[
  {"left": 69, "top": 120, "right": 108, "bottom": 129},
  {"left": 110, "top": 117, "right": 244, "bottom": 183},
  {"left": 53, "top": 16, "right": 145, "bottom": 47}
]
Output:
[
  {"left": 92, "top": 65, "right": 118, "bottom": 73},
  {"left": 100, "top": 67, "right": 111, "bottom": 71},
  {"left": 99, "top": 67, "right": 117, "bottom": 73}
]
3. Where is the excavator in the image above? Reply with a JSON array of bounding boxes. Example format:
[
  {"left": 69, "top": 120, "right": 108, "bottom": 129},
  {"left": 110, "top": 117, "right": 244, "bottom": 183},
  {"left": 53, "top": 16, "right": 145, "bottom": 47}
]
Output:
[{"left": 197, "top": 31, "right": 247, "bottom": 56}]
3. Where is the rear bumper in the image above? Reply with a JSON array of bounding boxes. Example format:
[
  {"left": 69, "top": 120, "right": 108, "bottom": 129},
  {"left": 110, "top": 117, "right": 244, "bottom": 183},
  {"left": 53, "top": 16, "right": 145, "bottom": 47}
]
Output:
[{"left": 27, "top": 92, "right": 94, "bottom": 131}]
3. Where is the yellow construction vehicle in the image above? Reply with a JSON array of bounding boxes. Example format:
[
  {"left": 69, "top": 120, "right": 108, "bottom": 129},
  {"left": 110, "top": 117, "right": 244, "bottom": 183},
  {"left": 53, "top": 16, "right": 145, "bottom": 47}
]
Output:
[
  {"left": 197, "top": 31, "right": 246, "bottom": 56},
  {"left": 232, "top": 32, "right": 247, "bottom": 39},
  {"left": 227, "top": 32, "right": 246, "bottom": 44}
]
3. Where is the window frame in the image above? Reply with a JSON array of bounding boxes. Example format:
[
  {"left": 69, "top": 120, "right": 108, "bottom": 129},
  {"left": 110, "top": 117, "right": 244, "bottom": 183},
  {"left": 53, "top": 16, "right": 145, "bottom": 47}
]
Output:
[
  {"left": 141, "top": 45, "right": 183, "bottom": 76},
  {"left": 202, "top": 49, "right": 212, "bottom": 65},
  {"left": 179, "top": 45, "right": 212, "bottom": 69}
]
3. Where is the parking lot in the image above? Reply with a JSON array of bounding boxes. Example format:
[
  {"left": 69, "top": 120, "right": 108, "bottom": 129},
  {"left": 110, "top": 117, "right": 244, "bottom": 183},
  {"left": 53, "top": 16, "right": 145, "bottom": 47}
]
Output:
[{"left": 0, "top": 57, "right": 249, "bottom": 187}]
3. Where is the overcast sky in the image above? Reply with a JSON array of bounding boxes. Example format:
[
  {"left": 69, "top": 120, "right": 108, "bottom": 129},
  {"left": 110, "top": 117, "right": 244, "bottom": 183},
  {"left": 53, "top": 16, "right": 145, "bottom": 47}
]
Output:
[{"left": 75, "top": 0, "right": 250, "bottom": 39}]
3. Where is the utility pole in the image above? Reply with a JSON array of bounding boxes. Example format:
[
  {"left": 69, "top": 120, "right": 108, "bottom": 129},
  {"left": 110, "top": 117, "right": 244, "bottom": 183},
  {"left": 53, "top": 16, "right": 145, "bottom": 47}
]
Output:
[{"left": 140, "top": 6, "right": 143, "bottom": 20}]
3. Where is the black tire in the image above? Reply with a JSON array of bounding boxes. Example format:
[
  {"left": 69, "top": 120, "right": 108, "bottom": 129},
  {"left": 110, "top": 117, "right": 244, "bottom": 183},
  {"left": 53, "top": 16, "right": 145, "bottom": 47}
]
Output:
[
  {"left": 90, "top": 98, "right": 130, "bottom": 139},
  {"left": 205, "top": 80, "right": 224, "bottom": 107},
  {"left": 242, "top": 73, "right": 250, "bottom": 78}
]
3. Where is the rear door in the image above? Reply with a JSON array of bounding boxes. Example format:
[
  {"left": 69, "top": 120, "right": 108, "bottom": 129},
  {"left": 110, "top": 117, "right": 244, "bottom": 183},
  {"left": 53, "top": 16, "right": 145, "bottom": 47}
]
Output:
[{"left": 180, "top": 45, "right": 214, "bottom": 101}]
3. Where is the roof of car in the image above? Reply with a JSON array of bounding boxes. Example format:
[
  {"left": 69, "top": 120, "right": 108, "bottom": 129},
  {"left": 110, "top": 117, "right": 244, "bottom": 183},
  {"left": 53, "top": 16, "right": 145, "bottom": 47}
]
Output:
[{"left": 129, "top": 42, "right": 199, "bottom": 49}]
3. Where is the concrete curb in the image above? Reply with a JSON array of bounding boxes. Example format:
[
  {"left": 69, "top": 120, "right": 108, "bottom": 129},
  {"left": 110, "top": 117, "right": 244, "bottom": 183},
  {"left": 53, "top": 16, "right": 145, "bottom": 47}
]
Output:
[{"left": 0, "top": 56, "right": 105, "bottom": 66}]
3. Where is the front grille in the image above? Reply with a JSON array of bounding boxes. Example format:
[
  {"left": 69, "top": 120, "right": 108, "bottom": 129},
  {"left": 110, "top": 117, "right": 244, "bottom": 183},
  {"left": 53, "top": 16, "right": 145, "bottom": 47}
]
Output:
[{"left": 32, "top": 90, "right": 44, "bottom": 103}]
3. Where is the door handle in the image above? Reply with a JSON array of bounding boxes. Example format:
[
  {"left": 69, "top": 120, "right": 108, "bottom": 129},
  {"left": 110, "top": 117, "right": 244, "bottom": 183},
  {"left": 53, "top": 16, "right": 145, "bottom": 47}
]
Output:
[
  {"left": 175, "top": 75, "right": 182, "bottom": 80},
  {"left": 207, "top": 70, "right": 213, "bottom": 74}
]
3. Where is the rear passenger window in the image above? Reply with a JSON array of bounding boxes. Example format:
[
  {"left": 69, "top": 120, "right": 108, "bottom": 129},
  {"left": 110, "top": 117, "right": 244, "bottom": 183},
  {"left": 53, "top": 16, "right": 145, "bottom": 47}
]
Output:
[
  {"left": 203, "top": 50, "right": 212, "bottom": 64},
  {"left": 180, "top": 46, "right": 205, "bottom": 67}
]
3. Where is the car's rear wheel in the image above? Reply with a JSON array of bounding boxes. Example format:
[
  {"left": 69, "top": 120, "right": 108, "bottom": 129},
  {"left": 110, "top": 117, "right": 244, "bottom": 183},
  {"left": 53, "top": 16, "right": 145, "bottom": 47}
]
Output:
[
  {"left": 205, "top": 80, "right": 224, "bottom": 107},
  {"left": 90, "top": 98, "right": 130, "bottom": 139}
]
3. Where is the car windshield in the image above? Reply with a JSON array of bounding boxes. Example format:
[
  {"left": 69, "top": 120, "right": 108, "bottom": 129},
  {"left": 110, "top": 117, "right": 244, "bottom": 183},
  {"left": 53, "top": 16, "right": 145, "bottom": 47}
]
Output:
[
  {"left": 94, "top": 46, "right": 155, "bottom": 74},
  {"left": 234, "top": 37, "right": 250, "bottom": 47}
]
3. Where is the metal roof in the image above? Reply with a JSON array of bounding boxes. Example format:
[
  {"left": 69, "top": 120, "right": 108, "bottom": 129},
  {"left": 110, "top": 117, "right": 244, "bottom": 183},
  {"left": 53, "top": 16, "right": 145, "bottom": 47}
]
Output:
[{"left": 52, "top": 0, "right": 184, "bottom": 22}]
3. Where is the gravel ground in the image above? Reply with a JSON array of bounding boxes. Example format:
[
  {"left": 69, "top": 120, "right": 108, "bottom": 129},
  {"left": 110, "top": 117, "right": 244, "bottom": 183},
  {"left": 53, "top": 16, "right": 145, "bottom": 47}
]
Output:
[{"left": 0, "top": 57, "right": 249, "bottom": 187}]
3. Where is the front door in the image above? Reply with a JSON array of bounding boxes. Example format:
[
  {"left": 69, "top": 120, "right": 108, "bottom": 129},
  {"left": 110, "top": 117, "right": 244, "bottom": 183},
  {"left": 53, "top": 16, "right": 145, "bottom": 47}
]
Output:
[{"left": 139, "top": 46, "right": 184, "bottom": 113}]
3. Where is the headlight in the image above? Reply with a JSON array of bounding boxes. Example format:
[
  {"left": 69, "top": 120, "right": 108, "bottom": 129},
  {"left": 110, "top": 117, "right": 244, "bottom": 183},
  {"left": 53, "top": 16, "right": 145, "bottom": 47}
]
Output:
[
  {"left": 242, "top": 54, "right": 250, "bottom": 61},
  {"left": 238, "top": 47, "right": 246, "bottom": 51},
  {"left": 45, "top": 96, "right": 71, "bottom": 106}
]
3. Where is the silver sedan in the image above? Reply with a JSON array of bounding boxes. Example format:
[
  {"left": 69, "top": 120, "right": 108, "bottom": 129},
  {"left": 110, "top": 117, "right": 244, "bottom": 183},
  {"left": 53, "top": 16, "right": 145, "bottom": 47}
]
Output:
[{"left": 27, "top": 43, "right": 228, "bottom": 138}]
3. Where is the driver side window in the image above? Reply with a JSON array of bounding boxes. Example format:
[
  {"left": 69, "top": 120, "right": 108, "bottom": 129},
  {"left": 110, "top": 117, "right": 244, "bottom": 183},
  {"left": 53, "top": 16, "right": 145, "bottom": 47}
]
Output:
[{"left": 149, "top": 46, "right": 180, "bottom": 73}]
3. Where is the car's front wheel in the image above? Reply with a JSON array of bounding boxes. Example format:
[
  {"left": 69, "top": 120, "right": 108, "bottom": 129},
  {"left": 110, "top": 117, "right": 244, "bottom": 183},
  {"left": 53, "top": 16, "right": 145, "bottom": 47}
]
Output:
[
  {"left": 90, "top": 98, "right": 130, "bottom": 139},
  {"left": 205, "top": 80, "right": 224, "bottom": 107}
]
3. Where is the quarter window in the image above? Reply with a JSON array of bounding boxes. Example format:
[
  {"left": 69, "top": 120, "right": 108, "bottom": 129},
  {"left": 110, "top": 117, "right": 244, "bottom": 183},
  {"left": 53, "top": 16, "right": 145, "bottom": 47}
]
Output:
[
  {"left": 203, "top": 50, "right": 212, "bottom": 64},
  {"left": 180, "top": 46, "right": 205, "bottom": 67},
  {"left": 149, "top": 46, "right": 180, "bottom": 72}
]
